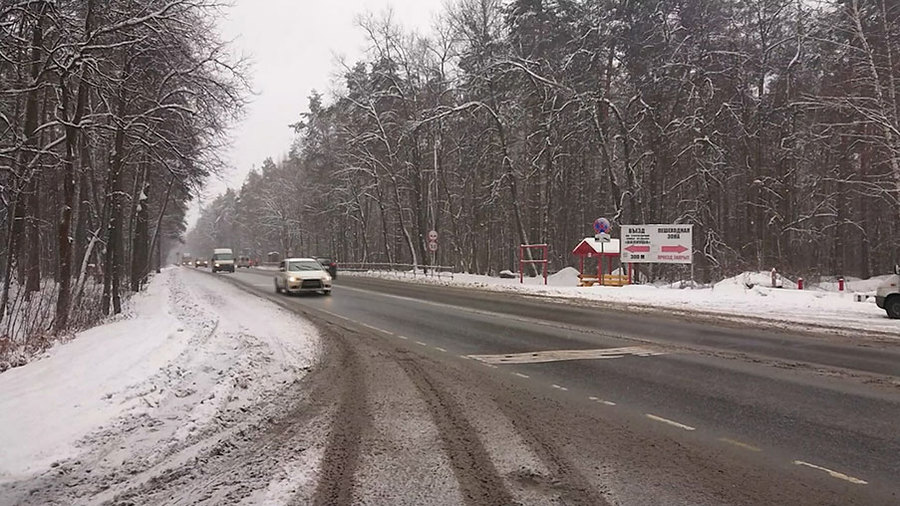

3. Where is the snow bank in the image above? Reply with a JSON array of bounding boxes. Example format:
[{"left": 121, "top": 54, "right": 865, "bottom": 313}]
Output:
[
  {"left": 345, "top": 269, "right": 898, "bottom": 336},
  {"left": 0, "top": 267, "right": 320, "bottom": 483}
]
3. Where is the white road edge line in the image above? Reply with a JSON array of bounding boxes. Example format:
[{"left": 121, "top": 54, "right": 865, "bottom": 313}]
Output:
[
  {"left": 645, "top": 413, "right": 695, "bottom": 431},
  {"left": 514, "top": 372, "right": 530, "bottom": 378},
  {"left": 792, "top": 461, "right": 868, "bottom": 485}
]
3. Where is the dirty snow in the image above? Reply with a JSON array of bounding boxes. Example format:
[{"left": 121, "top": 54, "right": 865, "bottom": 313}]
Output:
[
  {"left": 0, "top": 267, "right": 321, "bottom": 487},
  {"left": 347, "top": 268, "right": 898, "bottom": 336}
]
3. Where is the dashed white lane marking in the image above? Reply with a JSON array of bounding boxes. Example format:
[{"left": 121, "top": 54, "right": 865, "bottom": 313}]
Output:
[
  {"left": 397, "top": 335, "right": 409, "bottom": 340},
  {"left": 793, "top": 461, "right": 868, "bottom": 485},
  {"left": 416, "top": 341, "right": 428, "bottom": 346},
  {"left": 645, "top": 413, "right": 696, "bottom": 431},
  {"left": 436, "top": 347, "right": 447, "bottom": 352},
  {"left": 467, "top": 346, "right": 665, "bottom": 365},
  {"left": 588, "top": 396, "right": 617, "bottom": 406},
  {"left": 718, "top": 437, "right": 761, "bottom": 452},
  {"left": 552, "top": 384, "right": 568, "bottom": 391},
  {"left": 514, "top": 372, "right": 530, "bottom": 379}
]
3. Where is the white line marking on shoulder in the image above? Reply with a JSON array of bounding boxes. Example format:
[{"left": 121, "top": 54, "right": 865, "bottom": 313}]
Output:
[
  {"left": 416, "top": 341, "right": 428, "bottom": 346},
  {"left": 514, "top": 372, "right": 530, "bottom": 378},
  {"left": 718, "top": 438, "right": 761, "bottom": 452},
  {"left": 551, "top": 384, "right": 568, "bottom": 391},
  {"left": 397, "top": 335, "right": 409, "bottom": 340},
  {"left": 645, "top": 413, "right": 695, "bottom": 431},
  {"left": 792, "top": 461, "right": 867, "bottom": 485},
  {"left": 435, "top": 347, "right": 447, "bottom": 352}
]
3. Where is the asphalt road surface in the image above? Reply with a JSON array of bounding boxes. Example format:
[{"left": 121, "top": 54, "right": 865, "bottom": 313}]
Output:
[{"left": 219, "top": 268, "right": 899, "bottom": 505}]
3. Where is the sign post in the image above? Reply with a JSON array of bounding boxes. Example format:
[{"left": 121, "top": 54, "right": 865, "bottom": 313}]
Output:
[{"left": 427, "top": 230, "right": 438, "bottom": 275}]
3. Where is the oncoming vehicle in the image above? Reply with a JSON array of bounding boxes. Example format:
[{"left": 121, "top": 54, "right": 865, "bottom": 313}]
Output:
[
  {"left": 194, "top": 258, "right": 208, "bottom": 268},
  {"left": 237, "top": 255, "right": 251, "bottom": 268},
  {"left": 875, "top": 265, "right": 900, "bottom": 319},
  {"left": 274, "top": 258, "right": 332, "bottom": 296},
  {"left": 211, "top": 248, "right": 235, "bottom": 273}
]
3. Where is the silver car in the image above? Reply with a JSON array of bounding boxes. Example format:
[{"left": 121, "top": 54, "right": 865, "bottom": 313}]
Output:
[{"left": 274, "top": 258, "right": 333, "bottom": 296}]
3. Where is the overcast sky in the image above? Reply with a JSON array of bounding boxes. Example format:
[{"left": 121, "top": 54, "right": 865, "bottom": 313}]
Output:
[{"left": 189, "top": 0, "right": 445, "bottom": 225}]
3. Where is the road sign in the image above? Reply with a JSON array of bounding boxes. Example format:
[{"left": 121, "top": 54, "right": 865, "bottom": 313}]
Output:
[
  {"left": 593, "top": 218, "right": 610, "bottom": 235},
  {"left": 428, "top": 230, "right": 438, "bottom": 242},
  {"left": 427, "top": 241, "right": 438, "bottom": 252},
  {"left": 621, "top": 224, "right": 693, "bottom": 264}
]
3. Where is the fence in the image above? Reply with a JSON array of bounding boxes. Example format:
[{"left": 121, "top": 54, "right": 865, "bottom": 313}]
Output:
[{"left": 339, "top": 263, "right": 455, "bottom": 280}]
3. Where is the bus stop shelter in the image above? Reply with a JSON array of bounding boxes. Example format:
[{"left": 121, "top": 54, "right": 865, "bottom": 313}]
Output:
[{"left": 571, "top": 237, "right": 628, "bottom": 286}]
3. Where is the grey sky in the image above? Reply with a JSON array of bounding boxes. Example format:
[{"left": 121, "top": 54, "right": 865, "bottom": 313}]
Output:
[{"left": 190, "top": 0, "right": 445, "bottom": 225}]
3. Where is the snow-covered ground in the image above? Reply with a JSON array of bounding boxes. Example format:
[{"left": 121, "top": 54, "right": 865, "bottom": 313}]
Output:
[
  {"left": 347, "top": 268, "right": 899, "bottom": 336},
  {"left": 0, "top": 267, "right": 320, "bottom": 490}
]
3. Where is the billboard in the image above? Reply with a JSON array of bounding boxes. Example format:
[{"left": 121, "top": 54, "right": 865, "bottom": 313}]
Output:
[{"left": 621, "top": 224, "right": 693, "bottom": 264}]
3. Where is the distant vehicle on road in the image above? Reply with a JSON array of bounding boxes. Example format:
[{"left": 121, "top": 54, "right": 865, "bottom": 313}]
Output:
[
  {"left": 212, "top": 248, "right": 235, "bottom": 273},
  {"left": 236, "top": 256, "right": 251, "bottom": 268},
  {"left": 181, "top": 256, "right": 193, "bottom": 266},
  {"left": 875, "top": 265, "right": 900, "bottom": 318},
  {"left": 194, "top": 258, "right": 208, "bottom": 268},
  {"left": 315, "top": 257, "right": 337, "bottom": 279},
  {"left": 274, "top": 258, "right": 332, "bottom": 296}
]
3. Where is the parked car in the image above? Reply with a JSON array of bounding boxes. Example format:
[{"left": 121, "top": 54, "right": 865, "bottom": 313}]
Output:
[
  {"left": 315, "top": 257, "right": 337, "bottom": 279},
  {"left": 212, "top": 248, "right": 235, "bottom": 273},
  {"left": 194, "top": 258, "right": 208, "bottom": 268},
  {"left": 236, "top": 255, "right": 251, "bottom": 268},
  {"left": 876, "top": 265, "right": 900, "bottom": 319},
  {"left": 274, "top": 258, "right": 332, "bottom": 296}
]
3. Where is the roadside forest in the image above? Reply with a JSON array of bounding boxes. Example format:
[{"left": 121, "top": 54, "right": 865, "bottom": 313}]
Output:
[
  {"left": 0, "top": 0, "right": 246, "bottom": 347},
  {"left": 191, "top": 0, "right": 900, "bottom": 282}
]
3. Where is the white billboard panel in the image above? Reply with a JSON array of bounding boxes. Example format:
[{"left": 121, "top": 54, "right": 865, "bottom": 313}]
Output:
[{"left": 621, "top": 224, "right": 693, "bottom": 264}]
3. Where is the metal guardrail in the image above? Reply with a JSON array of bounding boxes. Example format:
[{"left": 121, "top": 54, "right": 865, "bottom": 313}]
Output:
[{"left": 339, "top": 263, "right": 455, "bottom": 280}]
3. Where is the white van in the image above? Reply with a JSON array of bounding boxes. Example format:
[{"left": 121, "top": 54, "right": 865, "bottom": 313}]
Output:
[
  {"left": 211, "top": 248, "right": 235, "bottom": 273},
  {"left": 875, "top": 265, "right": 900, "bottom": 319}
]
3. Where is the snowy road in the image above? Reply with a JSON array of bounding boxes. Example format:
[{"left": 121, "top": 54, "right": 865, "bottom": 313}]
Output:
[
  {"left": 2, "top": 267, "right": 898, "bottom": 505},
  {"left": 223, "top": 267, "right": 899, "bottom": 505}
]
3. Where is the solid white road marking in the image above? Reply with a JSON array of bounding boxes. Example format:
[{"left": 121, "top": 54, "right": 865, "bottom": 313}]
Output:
[
  {"left": 514, "top": 372, "right": 530, "bottom": 379},
  {"left": 792, "top": 461, "right": 868, "bottom": 485},
  {"left": 467, "top": 346, "right": 665, "bottom": 365},
  {"left": 552, "top": 384, "right": 568, "bottom": 391},
  {"left": 645, "top": 413, "right": 696, "bottom": 431},
  {"left": 718, "top": 437, "right": 761, "bottom": 452}
]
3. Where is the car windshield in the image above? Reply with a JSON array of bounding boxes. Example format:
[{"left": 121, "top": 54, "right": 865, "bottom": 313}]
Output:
[
  {"left": 213, "top": 253, "right": 233, "bottom": 260},
  {"left": 288, "top": 261, "right": 323, "bottom": 272}
]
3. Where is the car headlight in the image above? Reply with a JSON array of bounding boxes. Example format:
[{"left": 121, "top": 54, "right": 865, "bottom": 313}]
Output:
[
  {"left": 214, "top": 263, "right": 220, "bottom": 267},
  {"left": 289, "top": 276, "right": 299, "bottom": 282},
  {"left": 323, "top": 274, "right": 332, "bottom": 282}
]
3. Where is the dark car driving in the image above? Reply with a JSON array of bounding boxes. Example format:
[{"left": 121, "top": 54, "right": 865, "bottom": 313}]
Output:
[{"left": 316, "top": 257, "right": 337, "bottom": 279}]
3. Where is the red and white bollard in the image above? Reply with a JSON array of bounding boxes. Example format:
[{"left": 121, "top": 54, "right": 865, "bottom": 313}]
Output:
[
  {"left": 838, "top": 277, "right": 844, "bottom": 291},
  {"left": 797, "top": 277, "right": 804, "bottom": 290}
]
